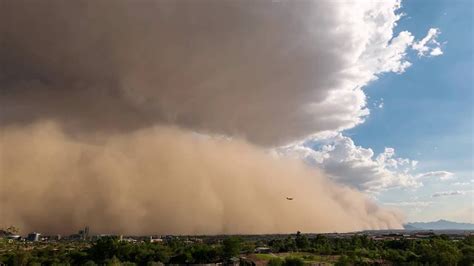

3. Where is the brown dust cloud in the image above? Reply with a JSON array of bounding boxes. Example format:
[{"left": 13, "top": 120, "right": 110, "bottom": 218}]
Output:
[{"left": 0, "top": 0, "right": 403, "bottom": 234}]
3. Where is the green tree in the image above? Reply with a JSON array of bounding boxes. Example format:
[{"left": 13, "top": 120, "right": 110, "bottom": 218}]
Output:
[
  {"left": 191, "top": 244, "right": 219, "bottom": 263},
  {"left": 105, "top": 256, "right": 122, "bottom": 266},
  {"left": 284, "top": 237, "right": 297, "bottom": 252},
  {"left": 222, "top": 237, "right": 242, "bottom": 259},
  {"left": 169, "top": 251, "right": 193, "bottom": 264},
  {"left": 295, "top": 231, "right": 309, "bottom": 250}
]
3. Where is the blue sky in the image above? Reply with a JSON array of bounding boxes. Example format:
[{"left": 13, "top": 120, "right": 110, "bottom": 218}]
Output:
[{"left": 347, "top": 0, "right": 473, "bottom": 222}]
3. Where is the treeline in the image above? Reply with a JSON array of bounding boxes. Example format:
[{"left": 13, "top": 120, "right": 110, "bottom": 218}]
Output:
[
  {"left": 0, "top": 232, "right": 473, "bottom": 265},
  {"left": 268, "top": 232, "right": 474, "bottom": 265},
  {"left": 0, "top": 236, "right": 244, "bottom": 265}
]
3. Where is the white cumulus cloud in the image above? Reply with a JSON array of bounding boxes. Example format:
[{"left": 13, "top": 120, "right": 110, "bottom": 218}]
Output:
[
  {"left": 276, "top": 134, "right": 422, "bottom": 192},
  {"left": 277, "top": 133, "right": 454, "bottom": 192},
  {"left": 430, "top": 47, "right": 444, "bottom": 56},
  {"left": 412, "top": 28, "right": 443, "bottom": 57}
]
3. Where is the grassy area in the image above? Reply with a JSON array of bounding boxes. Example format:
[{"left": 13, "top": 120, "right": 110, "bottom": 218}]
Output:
[
  {"left": 254, "top": 252, "right": 339, "bottom": 264},
  {"left": 254, "top": 253, "right": 277, "bottom": 260}
]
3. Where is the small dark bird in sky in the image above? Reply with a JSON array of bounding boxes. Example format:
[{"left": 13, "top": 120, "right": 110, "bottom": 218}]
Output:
[{"left": 286, "top": 197, "right": 293, "bottom": 200}]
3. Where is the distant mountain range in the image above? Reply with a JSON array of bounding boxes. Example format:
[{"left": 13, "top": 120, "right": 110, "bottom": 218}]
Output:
[{"left": 404, "top": 219, "right": 474, "bottom": 230}]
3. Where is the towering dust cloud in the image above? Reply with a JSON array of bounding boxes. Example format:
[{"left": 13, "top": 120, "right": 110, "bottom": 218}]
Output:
[
  {"left": 0, "top": 122, "right": 402, "bottom": 235},
  {"left": 0, "top": 0, "right": 404, "bottom": 234}
]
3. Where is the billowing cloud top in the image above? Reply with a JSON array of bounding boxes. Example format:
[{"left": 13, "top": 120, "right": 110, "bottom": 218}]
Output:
[{"left": 0, "top": 0, "right": 441, "bottom": 145}]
